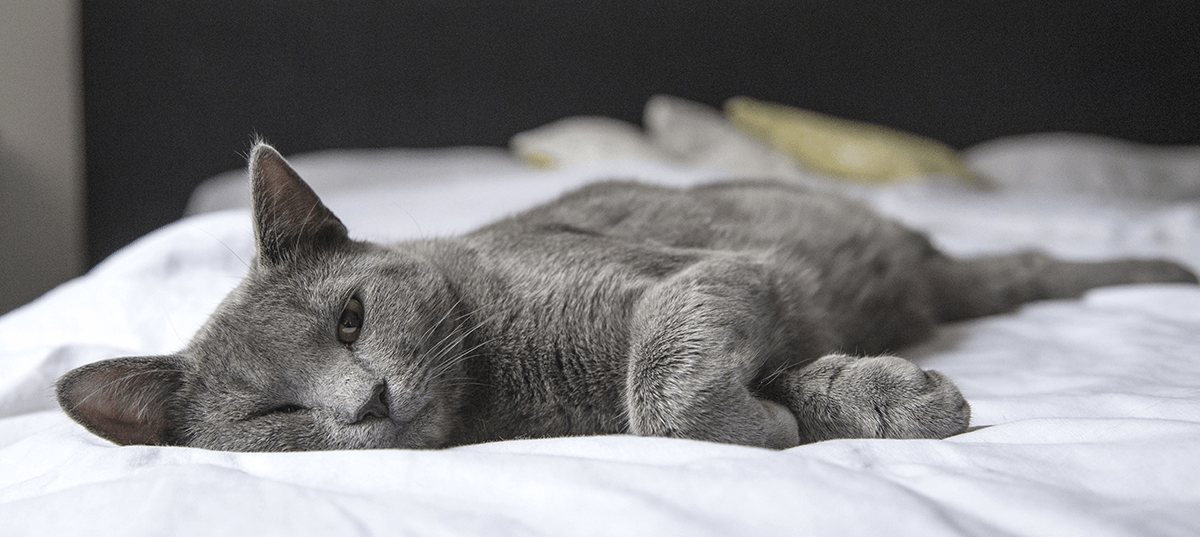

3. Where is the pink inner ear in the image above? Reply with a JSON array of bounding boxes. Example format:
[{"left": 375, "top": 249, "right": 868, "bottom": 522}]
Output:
[
  {"left": 249, "top": 143, "right": 348, "bottom": 263},
  {"left": 252, "top": 145, "right": 322, "bottom": 219},
  {"left": 58, "top": 358, "right": 181, "bottom": 446}
]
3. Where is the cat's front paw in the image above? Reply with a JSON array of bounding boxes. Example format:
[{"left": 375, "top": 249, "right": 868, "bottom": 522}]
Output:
[{"left": 783, "top": 354, "right": 970, "bottom": 443}]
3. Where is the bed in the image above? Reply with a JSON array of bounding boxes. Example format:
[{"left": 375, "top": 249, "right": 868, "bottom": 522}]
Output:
[
  {"left": 6, "top": 2, "right": 1200, "bottom": 536},
  {"left": 4, "top": 93, "right": 1200, "bottom": 534}
]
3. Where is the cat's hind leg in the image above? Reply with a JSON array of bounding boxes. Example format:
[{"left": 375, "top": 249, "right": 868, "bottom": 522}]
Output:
[
  {"left": 624, "top": 257, "right": 805, "bottom": 449},
  {"left": 926, "top": 251, "right": 1198, "bottom": 322}
]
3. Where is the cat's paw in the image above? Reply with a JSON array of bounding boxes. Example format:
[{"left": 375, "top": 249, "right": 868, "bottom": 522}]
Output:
[{"left": 783, "top": 354, "right": 970, "bottom": 443}]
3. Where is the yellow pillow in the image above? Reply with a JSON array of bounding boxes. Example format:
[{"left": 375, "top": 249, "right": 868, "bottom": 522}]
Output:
[{"left": 725, "top": 97, "right": 975, "bottom": 183}]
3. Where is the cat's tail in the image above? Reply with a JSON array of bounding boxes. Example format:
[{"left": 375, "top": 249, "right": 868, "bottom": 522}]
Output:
[{"left": 927, "top": 251, "right": 1198, "bottom": 322}]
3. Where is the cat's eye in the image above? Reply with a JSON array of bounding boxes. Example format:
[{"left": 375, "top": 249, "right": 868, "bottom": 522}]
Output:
[
  {"left": 269, "top": 404, "right": 306, "bottom": 415},
  {"left": 338, "top": 296, "right": 365, "bottom": 344},
  {"left": 245, "top": 403, "right": 309, "bottom": 421}
]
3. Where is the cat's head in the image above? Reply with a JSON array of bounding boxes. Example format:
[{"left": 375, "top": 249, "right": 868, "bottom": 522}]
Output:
[{"left": 56, "top": 143, "right": 471, "bottom": 451}]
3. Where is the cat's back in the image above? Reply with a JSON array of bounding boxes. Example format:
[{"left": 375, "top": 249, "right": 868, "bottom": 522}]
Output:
[{"left": 479, "top": 179, "right": 911, "bottom": 254}]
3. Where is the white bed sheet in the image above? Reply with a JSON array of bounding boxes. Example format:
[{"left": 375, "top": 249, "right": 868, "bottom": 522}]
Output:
[{"left": 2, "top": 148, "right": 1200, "bottom": 536}]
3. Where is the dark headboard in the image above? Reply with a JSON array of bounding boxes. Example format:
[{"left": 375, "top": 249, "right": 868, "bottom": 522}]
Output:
[{"left": 83, "top": 0, "right": 1200, "bottom": 266}]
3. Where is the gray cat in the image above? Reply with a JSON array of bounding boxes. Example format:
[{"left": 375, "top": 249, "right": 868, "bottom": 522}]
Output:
[{"left": 56, "top": 143, "right": 1198, "bottom": 451}]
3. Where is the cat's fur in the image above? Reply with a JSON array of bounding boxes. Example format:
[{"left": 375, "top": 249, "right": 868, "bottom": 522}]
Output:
[{"left": 57, "top": 143, "right": 1198, "bottom": 451}]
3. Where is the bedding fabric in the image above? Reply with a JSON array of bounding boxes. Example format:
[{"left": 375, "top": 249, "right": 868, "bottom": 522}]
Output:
[{"left": 2, "top": 150, "right": 1200, "bottom": 536}]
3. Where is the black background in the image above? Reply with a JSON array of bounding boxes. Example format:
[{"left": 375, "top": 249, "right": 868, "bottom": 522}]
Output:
[{"left": 83, "top": 0, "right": 1200, "bottom": 266}]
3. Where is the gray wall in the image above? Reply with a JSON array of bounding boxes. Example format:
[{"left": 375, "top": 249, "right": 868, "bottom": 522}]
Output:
[{"left": 0, "top": 0, "right": 84, "bottom": 314}]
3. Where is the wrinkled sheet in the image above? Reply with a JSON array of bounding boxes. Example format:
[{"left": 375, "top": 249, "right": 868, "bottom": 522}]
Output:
[{"left": 2, "top": 152, "right": 1200, "bottom": 536}]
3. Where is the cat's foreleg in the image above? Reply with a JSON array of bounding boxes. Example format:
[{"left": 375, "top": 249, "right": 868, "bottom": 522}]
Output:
[
  {"left": 928, "top": 251, "right": 1197, "bottom": 321},
  {"left": 624, "top": 259, "right": 801, "bottom": 449},
  {"left": 773, "top": 354, "right": 970, "bottom": 443}
]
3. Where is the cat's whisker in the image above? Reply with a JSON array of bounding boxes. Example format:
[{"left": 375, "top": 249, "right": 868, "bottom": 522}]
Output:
[
  {"left": 181, "top": 222, "right": 251, "bottom": 269},
  {"left": 425, "top": 340, "right": 482, "bottom": 379},
  {"left": 420, "top": 309, "right": 473, "bottom": 363},
  {"left": 414, "top": 295, "right": 506, "bottom": 369},
  {"left": 431, "top": 375, "right": 489, "bottom": 390},
  {"left": 390, "top": 201, "right": 426, "bottom": 239},
  {"left": 422, "top": 304, "right": 499, "bottom": 363},
  {"left": 426, "top": 335, "right": 496, "bottom": 381},
  {"left": 429, "top": 349, "right": 475, "bottom": 378},
  {"left": 412, "top": 330, "right": 473, "bottom": 384},
  {"left": 164, "top": 313, "right": 187, "bottom": 346},
  {"left": 415, "top": 297, "right": 464, "bottom": 345},
  {"left": 758, "top": 362, "right": 796, "bottom": 387}
]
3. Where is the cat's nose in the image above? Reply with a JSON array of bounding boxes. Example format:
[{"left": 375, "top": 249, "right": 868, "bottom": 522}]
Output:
[{"left": 351, "top": 382, "right": 390, "bottom": 423}]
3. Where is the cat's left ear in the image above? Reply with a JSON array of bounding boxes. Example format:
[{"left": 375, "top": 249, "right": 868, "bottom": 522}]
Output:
[
  {"left": 56, "top": 356, "right": 185, "bottom": 446},
  {"left": 249, "top": 142, "right": 349, "bottom": 266}
]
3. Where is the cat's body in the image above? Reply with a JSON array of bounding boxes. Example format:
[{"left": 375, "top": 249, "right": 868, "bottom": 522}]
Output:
[
  {"left": 57, "top": 143, "right": 1199, "bottom": 451},
  {"left": 447, "top": 180, "right": 954, "bottom": 446}
]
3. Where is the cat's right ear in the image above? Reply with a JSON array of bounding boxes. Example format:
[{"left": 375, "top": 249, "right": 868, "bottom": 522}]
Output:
[
  {"left": 249, "top": 142, "right": 349, "bottom": 266},
  {"left": 56, "top": 356, "right": 184, "bottom": 446}
]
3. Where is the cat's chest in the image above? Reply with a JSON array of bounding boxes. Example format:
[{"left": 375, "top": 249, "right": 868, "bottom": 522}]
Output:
[
  {"left": 446, "top": 242, "right": 660, "bottom": 438},
  {"left": 454, "top": 314, "right": 635, "bottom": 440},
  {"left": 470, "top": 262, "right": 642, "bottom": 388}
]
